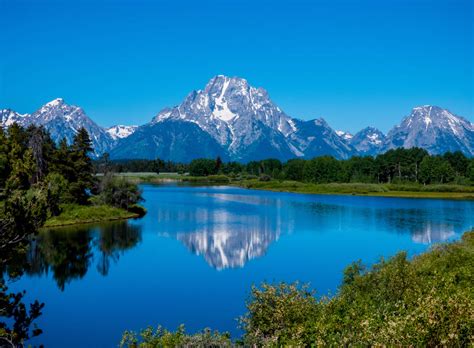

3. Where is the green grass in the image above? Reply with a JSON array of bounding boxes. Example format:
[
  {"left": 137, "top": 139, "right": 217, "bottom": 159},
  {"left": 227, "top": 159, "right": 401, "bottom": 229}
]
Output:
[
  {"left": 43, "top": 204, "right": 140, "bottom": 228},
  {"left": 241, "top": 180, "right": 474, "bottom": 199}
]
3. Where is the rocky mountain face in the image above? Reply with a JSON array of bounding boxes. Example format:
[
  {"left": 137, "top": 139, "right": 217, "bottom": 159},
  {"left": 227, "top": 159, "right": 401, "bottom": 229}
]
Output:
[
  {"left": 109, "top": 120, "right": 228, "bottom": 162},
  {"left": 349, "top": 127, "right": 386, "bottom": 156},
  {"left": 0, "top": 109, "right": 29, "bottom": 127},
  {"left": 2, "top": 78, "right": 473, "bottom": 161},
  {"left": 1, "top": 98, "right": 114, "bottom": 157},
  {"left": 384, "top": 105, "right": 474, "bottom": 156}
]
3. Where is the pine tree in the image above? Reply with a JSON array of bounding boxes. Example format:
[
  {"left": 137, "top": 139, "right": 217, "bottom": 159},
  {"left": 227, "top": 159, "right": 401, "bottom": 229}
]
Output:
[{"left": 69, "top": 128, "right": 95, "bottom": 204}]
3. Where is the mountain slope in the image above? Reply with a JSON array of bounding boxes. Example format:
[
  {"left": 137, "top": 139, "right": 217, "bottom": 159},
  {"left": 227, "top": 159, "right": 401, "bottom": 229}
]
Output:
[
  {"left": 350, "top": 127, "right": 386, "bottom": 156},
  {"left": 384, "top": 105, "right": 474, "bottom": 156},
  {"left": 290, "top": 119, "right": 356, "bottom": 159},
  {"left": 0, "top": 109, "right": 30, "bottom": 127},
  {"left": 109, "top": 120, "right": 228, "bottom": 161},
  {"left": 1, "top": 99, "right": 114, "bottom": 156}
]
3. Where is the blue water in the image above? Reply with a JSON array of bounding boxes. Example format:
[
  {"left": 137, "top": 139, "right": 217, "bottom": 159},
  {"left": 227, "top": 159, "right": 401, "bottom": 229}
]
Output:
[{"left": 9, "top": 184, "right": 474, "bottom": 347}]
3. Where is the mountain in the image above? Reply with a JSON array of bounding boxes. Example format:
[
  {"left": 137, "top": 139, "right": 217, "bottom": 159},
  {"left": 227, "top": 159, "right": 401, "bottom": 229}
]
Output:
[
  {"left": 0, "top": 109, "right": 29, "bottom": 127},
  {"left": 1, "top": 98, "right": 114, "bottom": 157},
  {"left": 2, "top": 82, "right": 473, "bottom": 161},
  {"left": 106, "top": 125, "right": 137, "bottom": 140},
  {"left": 350, "top": 127, "right": 386, "bottom": 156},
  {"left": 112, "top": 75, "right": 355, "bottom": 161},
  {"left": 289, "top": 119, "right": 356, "bottom": 159},
  {"left": 336, "top": 130, "right": 353, "bottom": 141},
  {"left": 384, "top": 105, "right": 474, "bottom": 156},
  {"left": 150, "top": 75, "right": 298, "bottom": 161},
  {"left": 109, "top": 120, "right": 228, "bottom": 162}
]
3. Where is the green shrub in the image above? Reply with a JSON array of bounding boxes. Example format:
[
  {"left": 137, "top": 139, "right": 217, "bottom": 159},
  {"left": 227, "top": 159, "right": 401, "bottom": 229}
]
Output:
[
  {"left": 95, "top": 174, "right": 143, "bottom": 210},
  {"left": 120, "top": 325, "right": 231, "bottom": 348},
  {"left": 120, "top": 231, "right": 474, "bottom": 346}
]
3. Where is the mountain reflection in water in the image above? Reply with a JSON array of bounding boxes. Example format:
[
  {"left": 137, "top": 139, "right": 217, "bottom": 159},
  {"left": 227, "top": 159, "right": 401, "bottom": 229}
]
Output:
[{"left": 152, "top": 191, "right": 470, "bottom": 270}]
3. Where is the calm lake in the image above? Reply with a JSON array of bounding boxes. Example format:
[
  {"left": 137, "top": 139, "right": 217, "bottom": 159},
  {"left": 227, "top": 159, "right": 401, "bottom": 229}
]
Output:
[{"left": 10, "top": 184, "right": 474, "bottom": 347}]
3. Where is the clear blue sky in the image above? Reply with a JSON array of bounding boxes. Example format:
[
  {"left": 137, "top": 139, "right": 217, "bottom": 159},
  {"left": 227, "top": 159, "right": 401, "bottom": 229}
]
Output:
[{"left": 1, "top": 0, "right": 472, "bottom": 133}]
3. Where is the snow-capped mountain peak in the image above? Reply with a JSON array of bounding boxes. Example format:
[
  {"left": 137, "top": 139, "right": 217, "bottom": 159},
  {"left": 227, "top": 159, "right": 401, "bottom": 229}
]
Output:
[
  {"left": 45, "top": 98, "right": 64, "bottom": 107},
  {"left": 149, "top": 75, "right": 300, "bottom": 160},
  {"left": 336, "top": 130, "right": 353, "bottom": 141},
  {"left": 385, "top": 106, "right": 473, "bottom": 156},
  {"left": 106, "top": 125, "right": 138, "bottom": 140},
  {"left": 0, "top": 109, "right": 30, "bottom": 127}
]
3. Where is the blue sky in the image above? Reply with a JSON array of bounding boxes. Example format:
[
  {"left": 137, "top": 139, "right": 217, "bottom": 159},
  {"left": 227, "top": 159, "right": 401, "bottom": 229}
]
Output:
[{"left": 1, "top": 0, "right": 472, "bottom": 133}]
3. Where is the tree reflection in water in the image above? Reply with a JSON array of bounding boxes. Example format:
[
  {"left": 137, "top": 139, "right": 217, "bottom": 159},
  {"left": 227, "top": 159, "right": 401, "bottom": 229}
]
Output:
[{"left": 25, "top": 222, "right": 142, "bottom": 290}]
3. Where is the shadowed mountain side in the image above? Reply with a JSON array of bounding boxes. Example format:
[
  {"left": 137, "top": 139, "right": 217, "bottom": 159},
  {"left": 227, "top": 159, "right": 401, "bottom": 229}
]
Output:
[{"left": 110, "top": 120, "right": 229, "bottom": 161}]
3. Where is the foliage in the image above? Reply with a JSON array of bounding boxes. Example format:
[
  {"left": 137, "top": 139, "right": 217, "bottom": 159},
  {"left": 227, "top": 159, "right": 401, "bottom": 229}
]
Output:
[
  {"left": 188, "top": 158, "right": 219, "bottom": 176},
  {"left": 0, "top": 283, "right": 44, "bottom": 347},
  {"left": 0, "top": 124, "right": 96, "bottom": 204},
  {"left": 0, "top": 187, "right": 49, "bottom": 345},
  {"left": 303, "top": 156, "right": 342, "bottom": 183},
  {"left": 93, "top": 174, "right": 143, "bottom": 210},
  {"left": 120, "top": 325, "right": 231, "bottom": 348},
  {"left": 239, "top": 282, "right": 319, "bottom": 346},
  {"left": 93, "top": 147, "right": 473, "bottom": 187},
  {"left": 419, "top": 155, "right": 455, "bottom": 184}
]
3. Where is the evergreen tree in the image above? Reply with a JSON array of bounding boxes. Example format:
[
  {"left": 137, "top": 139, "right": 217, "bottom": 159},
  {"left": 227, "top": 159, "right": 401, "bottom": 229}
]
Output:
[{"left": 69, "top": 128, "right": 94, "bottom": 204}]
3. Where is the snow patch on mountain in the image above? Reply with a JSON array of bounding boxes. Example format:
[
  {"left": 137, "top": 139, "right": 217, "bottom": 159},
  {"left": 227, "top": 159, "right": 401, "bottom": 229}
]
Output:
[
  {"left": 106, "top": 125, "right": 138, "bottom": 140},
  {"left": 336, "top": 130, "right": 353, "bottom": 141}
]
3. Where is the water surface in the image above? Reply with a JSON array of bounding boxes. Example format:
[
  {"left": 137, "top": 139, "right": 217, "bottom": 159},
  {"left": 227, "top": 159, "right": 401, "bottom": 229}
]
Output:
[{"left": 9, "top": 184, "right": 474, "bottom": 347}]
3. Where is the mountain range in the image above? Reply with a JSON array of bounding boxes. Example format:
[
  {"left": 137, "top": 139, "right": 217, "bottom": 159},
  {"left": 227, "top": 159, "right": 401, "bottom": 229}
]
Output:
[{"left": 1, "top": 76, "right": 473, "bottom": 160}]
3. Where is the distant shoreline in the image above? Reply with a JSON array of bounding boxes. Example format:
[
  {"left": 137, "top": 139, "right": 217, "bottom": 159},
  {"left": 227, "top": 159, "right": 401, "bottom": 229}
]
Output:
[{"left": 116, "top": 173, "right": 474, "bottom": 200}]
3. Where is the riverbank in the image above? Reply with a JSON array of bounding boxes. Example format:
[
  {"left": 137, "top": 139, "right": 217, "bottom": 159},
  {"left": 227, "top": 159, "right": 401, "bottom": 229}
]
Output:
[
  {"left": 116, "top": 172, "right": 231, "bottom": 184},
  {"left": 117, "top": 172, "right": 474, "bottom": 200},
  {"left": 241, "top": 180, "right": 474, "bottom": 200},
  {"left": 43, "top": 204, "right": 142, "bottom": 228}
]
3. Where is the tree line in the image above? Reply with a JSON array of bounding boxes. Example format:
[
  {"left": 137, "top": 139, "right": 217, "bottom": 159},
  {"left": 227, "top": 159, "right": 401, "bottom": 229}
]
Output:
[{"left": 98, "top": 148, "right": 474, "bottom": 185}]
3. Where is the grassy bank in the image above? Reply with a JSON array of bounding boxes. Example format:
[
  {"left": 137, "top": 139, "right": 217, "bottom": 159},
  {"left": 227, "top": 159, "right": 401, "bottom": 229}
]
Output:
[
  {"left": 241, "top": 180, "right": 474, "bottom": 199},
  {"left": 115, "top": 172, "right": 474, "bottom": 199},
  {"left": 121, "top": 230, "right": 474, "bottom": 347},
  {"left": 44, "top": 204, "right": 141, "bottom": 228},
  {"left": 116, "top": 172, "right": 231, "bottom": 184}
]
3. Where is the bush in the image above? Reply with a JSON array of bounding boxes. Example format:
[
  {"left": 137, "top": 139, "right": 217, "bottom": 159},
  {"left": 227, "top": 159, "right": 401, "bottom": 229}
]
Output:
[
  {"left": 258, "top": 174, "right": 271, "bottom": 182},
  {"left": 127, "top": 204, "right": 147, "bottom": 217},
  {"left": 239, "top": 283, "right": 319, "bottom": 346},
  {"left": 94, "top": 174, "right": 143, "bottom": 210},
  {"left": 120, "top": 325, "right": 231, "bottom": 348}
]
